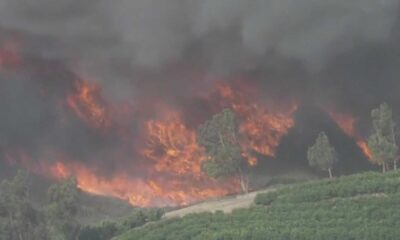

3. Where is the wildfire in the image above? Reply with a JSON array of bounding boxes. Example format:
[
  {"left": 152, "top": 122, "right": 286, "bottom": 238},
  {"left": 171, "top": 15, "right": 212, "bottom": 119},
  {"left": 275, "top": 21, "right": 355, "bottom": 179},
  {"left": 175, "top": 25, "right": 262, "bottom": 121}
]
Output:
[
  {"left": 142, "top": 111, "right": 205, "bottom": 176},
  {"left": 44, "top": 107, "right": 239, "bottom": 207},
  {"left": 67, "top": 79, "right": 111, "bottom": 128},
  {"left": 328, "top": 111, "right": 373, "bottom": 159},
  {"left": 216, "top": 84, "right": 297, "bottom": 164},
  {"left": 1, "top": 56, "right": 297, "bottom": 207},
  {"left": 357, "top": 141, "right": 373, "bottom": 160},
  {"left": 49, "top": 161, "right": 236, "bottom": 207}
]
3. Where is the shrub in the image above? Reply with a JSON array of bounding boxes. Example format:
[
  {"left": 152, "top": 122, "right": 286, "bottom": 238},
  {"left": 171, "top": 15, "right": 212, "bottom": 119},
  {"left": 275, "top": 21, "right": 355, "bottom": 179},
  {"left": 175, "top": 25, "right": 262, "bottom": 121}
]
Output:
[
  {"left": 114, "top": 171, "right": 400, "bottom": 240},
  {"left": 254, "top": 191, "right": 278, "bottom": 205}
]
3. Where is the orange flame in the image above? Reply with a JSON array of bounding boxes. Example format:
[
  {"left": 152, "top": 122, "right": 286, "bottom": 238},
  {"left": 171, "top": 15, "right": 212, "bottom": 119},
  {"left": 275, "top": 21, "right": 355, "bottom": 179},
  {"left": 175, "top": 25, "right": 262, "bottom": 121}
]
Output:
[
  {"left": 46, "top": 107, "right": 239, "bottom": 207},
  {"left": 67, "top": 79, "right": 111, "bottom": 128},
  {"left": 356, "top": 141, "right": 373, "bottom": 160},
  {"left": 2, "top": 72, "right": 298, "bottom": 207},
  {"left": 49, "top": 162, "right": 236, "bottom": 207},
  {"left": 142, "top": 111, "right": 205, "bottom": 176},
  {"left": 328, "top": 111, "right": 372, "bottom": 159},
  {"left": 216, "top": 84, "right": 297, "bottom": 164}
]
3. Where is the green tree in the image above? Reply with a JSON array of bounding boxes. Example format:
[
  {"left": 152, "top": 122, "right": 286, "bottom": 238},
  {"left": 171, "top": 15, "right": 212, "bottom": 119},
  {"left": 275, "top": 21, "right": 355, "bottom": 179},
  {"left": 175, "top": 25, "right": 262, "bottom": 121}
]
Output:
[
  {"left": 368, "top": 103, "right": 398, "bottom": 173},
  {"left": 197, "top": 109, "right": 249, "bottom": 193},
  {"left": 0, "top": 170, "right": 49, "bottom": 240},
  {"left": 46, "top": 178, "right": 81, "bottom": 240},
  {"left": 79, "top": 221, "right": 118, "bottom": 240},
  {"left": 307, "top": 132, "right": 337, "bottom": 179}
]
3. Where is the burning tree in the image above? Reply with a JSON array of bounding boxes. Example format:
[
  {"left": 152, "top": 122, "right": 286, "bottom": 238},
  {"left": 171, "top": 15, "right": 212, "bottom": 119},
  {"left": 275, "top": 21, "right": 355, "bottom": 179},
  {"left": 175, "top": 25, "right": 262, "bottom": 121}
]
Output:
[
  {"left": 197, "top": 109, "right": 250, "bottom": 193},
  {"left": 368, "top": 103, "right": 398, "bottom": 173},
  {"left": 307, "top": 132, "right": 337, "bottom": 179}
]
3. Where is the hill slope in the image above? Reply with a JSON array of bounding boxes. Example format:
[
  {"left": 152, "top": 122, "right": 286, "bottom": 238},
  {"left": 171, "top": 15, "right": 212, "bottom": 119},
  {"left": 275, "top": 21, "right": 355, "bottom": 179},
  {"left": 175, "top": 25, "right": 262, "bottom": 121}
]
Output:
[
  {"left": 164, "top": 189, "right": 274, "bottom": 219},
  {"left": 115, "top": 171, "right": 400, "bottom": 240}
]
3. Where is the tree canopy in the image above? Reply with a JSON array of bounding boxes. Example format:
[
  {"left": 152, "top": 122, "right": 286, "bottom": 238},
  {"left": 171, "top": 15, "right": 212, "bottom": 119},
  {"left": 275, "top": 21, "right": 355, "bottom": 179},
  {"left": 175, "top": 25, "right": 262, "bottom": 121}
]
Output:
[
  {"left": 307, "top": 132, "right": 337, "bottom": 178},
  {"left": 0, "top": 171, "right": 49, "bottom": 240},
  {"left": 368, "top": 103, "right": 398, "bottom": 172},
  {"left": 197, "top": 109, "right": 249, "bottom": 193},
  {"left": 46, "top": 177, "right": 81, "bottom": 240}
]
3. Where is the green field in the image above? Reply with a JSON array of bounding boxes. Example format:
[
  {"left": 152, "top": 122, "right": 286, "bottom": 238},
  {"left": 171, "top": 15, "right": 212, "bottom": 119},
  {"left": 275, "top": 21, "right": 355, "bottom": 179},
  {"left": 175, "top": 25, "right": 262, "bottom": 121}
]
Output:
[{"left": 115, "top": 171, "right": 400, "bottom": 240}]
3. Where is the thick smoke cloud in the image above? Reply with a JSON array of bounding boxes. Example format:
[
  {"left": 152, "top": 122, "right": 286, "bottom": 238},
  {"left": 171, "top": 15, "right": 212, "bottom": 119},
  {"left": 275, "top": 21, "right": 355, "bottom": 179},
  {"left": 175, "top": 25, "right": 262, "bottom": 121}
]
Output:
[
  {"left": 0, "top": 1, "right": 400, "bottom": 178},
  {"left": 0, "top": 0, "right": 398, "bottom": 71}
]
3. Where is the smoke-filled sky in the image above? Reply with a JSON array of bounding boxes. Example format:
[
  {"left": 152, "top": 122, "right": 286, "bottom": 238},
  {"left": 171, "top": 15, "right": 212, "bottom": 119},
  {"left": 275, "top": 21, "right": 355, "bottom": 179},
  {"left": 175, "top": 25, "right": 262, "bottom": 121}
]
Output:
[
  {"left": 0, "top": 0, "right": 399, "bottom": 84},
  {"left": 0, "top": 1, "right": 400, "bottom": 204},
  {"left": 0, "top": 0, "right": 398, "bottom": 117},
  {"left": 0, "top": 0, "right": 399, "bottom": 150}
]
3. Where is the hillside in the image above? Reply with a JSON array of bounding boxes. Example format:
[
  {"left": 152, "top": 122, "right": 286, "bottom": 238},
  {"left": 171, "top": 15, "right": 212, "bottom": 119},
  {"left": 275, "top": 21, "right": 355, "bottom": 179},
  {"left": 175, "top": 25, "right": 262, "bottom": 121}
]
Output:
[
  {"left": 115, "top": 171, "right": 400, "bottom": 240},
  {"left": 25, "top": 174, "right": 135, "bottom": 225},
  {"left": 164, "top": 190, "right": 272, "bottom": 219},
  {"left": 164, "top": 171, "right": 316, "bottom": 219}
]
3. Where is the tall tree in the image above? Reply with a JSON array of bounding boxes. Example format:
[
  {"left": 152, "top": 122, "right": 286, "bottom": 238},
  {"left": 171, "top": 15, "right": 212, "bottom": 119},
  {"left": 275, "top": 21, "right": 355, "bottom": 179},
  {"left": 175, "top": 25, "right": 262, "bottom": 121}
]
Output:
[
  {"left": 46, "top": 178, "right": 81, "bottom": 240},
  {"left": 307, "top": 132, "right": 337, "bottom": 179},
  {"left": 0, "top": 170, "right": 49, "bottom": 240},
  {"left": 197, "top": 109, "right": 249, "bottom": 193},
  {"left": 368, "top": 103, "right": 398, "bottom": 173}
]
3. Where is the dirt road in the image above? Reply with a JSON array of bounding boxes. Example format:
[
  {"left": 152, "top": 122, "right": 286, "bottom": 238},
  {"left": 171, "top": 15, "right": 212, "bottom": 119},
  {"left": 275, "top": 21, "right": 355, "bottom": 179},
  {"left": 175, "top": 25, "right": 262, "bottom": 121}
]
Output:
[{"left": 164, "top": 189, "right": 274, "bottom": 219}]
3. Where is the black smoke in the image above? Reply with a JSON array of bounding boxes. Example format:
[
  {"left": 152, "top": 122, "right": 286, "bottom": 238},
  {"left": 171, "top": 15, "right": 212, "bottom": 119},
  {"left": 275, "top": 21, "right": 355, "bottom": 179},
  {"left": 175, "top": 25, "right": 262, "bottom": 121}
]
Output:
[{"left": 1, "top": 1, "right": 400, "bottom": 178}]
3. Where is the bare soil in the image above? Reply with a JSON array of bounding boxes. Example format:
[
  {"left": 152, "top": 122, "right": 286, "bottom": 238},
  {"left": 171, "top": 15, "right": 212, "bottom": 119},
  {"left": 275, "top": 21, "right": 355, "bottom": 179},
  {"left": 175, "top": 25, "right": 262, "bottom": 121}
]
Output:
[{"left": 164, "top": 188, "right": 275, "bottom": 219}]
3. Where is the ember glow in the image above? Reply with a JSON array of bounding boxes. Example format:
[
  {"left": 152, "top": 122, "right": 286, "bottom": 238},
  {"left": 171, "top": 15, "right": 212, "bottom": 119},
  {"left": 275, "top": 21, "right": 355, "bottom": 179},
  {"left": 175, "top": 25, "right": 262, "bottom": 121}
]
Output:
[{"left": 328, "top": 111, "right": 373, "bottom": 160}]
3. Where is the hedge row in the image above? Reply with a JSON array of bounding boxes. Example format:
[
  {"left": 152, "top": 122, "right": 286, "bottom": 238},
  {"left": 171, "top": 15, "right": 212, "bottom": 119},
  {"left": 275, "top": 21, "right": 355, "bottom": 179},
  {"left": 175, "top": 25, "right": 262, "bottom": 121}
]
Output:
[
  {"left": 116, "top": 172, "right": 400, "bottom": 240},
  {"left": 79, "top": 208, "right": 164, "bottom": 240},
  {"left": 255, "top": 171, "right": 400, "bottom": 205}
]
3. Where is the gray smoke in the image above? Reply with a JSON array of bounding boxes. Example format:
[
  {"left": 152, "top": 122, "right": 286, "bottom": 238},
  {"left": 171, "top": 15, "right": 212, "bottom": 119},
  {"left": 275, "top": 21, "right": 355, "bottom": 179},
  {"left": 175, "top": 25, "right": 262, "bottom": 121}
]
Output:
[
  {"left": 0, "top": 0, "right": 398, "bottom": 74},
  {"left": 0, "top": 0, "right": 400, "bottom": 177}
]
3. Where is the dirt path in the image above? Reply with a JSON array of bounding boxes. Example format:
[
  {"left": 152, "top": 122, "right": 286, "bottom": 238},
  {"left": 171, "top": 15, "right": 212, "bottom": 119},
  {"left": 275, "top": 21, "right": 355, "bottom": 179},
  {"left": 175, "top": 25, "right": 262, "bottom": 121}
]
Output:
[{"left": 164, "top": 188, "right": 275, "bottom": 219}]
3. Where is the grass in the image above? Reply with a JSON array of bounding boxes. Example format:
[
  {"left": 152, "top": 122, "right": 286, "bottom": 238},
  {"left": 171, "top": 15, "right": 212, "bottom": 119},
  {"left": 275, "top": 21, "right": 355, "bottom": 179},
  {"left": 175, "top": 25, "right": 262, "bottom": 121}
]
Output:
[{"left": 114, "top": 171, "right": 400, "bottom": 240}]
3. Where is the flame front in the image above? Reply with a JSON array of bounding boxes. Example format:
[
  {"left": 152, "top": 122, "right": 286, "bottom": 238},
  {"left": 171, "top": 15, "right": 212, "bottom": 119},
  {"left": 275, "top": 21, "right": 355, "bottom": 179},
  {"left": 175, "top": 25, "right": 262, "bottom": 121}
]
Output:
[
  {"left": 46, "top": 81, "right": 297, "bottom": 206},
  {"left": 328, "top": 111, "right": 373, "bottom": 159},
  {"left": 0, "top": 47, "right": 299, "bottom": 207},
  {"left": 142, "top": 111, "right": 205, "bottom": 176},
  {"left": 67, "top": 79, "right": 111, "bottom": 129},
  {"left": 216, "top": 84, "right": 297, "bottom": 164},
  {"left": 48, "top": 109, "right": 239, "bottom": 207},
  {"left": 0, "top": 31, "right": 387, "bottom": 209}
]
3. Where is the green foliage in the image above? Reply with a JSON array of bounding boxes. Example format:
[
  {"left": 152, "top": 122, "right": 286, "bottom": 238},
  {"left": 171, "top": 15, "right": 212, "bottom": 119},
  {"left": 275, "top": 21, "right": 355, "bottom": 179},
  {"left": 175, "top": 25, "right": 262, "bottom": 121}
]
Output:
[
  {"left": 307, "top": 132, "right": 337, "bottom": 178},
  {"left": 46, "top": 178, "right": 81, "bottom": 240},
  {"left": 197, "top": 109, "right": 244, "bottom": 178},
  {"left": 368, "top": 103, "right": 398, "bottom": 172},
  {"left": 255, "top": 171, "right": 400, "bottom": 205},
  {"left": 254, "top": 191, "right": 278, "bottom": 205},
  {"left": 78, "top": 208, "right": 165, "bottom": 240},
  {"left": 79, "top": 220, "right": 119, "bottom": 240},
  {"left": 77, "top": 192, "right": 133, "bottom": 225},
  {"left": 197, "top": 109, "right": 249, "bottom": 192},
  {"left": 116, "top": 172, "right": 400, "bottom": 240},
  {"left": 120, "top": 208, "right": 164, "bottom": 231},
  {"left": 265, "top": 172, "right": 315, "bottom": 187},
  {"left": 0, "top": 171, "right": 49, "bottom": 240},
  {"left": 0, "top": 171, "right": 164, "bottom": 240},
  {"left": 142, "top": 208, "right": 165, "bottom": 222}
]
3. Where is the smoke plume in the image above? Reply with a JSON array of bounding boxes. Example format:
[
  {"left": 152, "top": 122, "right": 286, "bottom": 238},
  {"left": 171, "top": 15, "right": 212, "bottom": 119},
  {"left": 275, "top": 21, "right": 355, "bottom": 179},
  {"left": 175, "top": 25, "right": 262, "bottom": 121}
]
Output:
[{"left": 0, "top": 1, "right": 399, "bottom": 205}]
